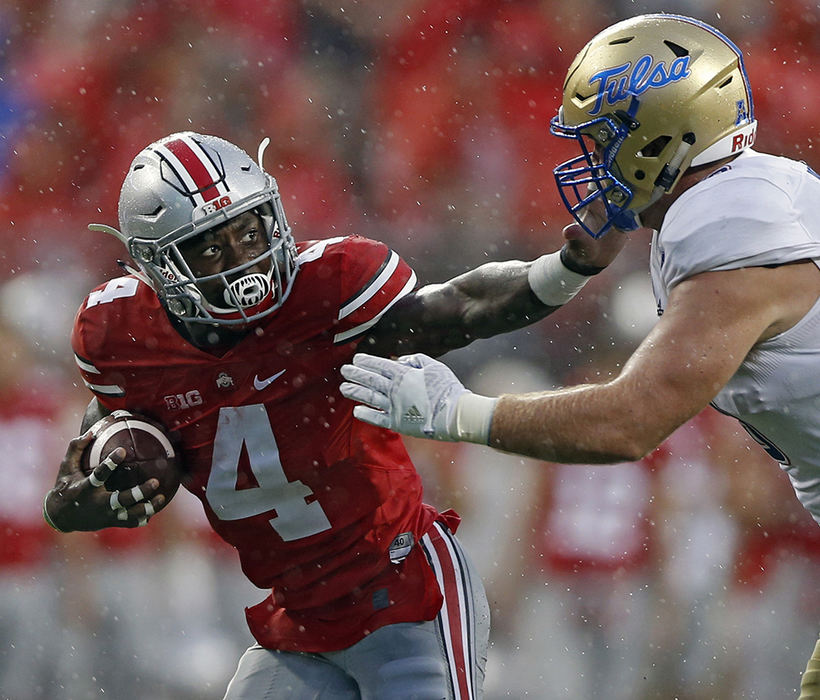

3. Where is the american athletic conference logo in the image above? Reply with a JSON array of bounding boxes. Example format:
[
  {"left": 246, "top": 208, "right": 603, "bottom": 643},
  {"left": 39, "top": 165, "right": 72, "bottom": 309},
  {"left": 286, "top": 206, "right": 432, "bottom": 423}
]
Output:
[{"left": 588, "top": 54, "right": 691, "bottom": 115}]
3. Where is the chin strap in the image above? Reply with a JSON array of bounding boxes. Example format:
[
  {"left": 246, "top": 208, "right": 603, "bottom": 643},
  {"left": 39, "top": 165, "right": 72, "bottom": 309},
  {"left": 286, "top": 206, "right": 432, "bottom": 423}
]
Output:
[
  {"left": 115, "top": 260, "right": 156, "bottom": 290},
  {"left": 619, "top": 132, "right": 695, "bottom": 230},
  {"left": 648, "top": 132, "right": 697, "bottom": 204}
]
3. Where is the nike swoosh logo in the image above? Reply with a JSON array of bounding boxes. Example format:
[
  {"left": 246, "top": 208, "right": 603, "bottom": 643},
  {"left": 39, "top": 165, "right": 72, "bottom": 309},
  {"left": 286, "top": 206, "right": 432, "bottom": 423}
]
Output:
[{"left": 253, "top": 369, "right": 287, "bottom": 391}]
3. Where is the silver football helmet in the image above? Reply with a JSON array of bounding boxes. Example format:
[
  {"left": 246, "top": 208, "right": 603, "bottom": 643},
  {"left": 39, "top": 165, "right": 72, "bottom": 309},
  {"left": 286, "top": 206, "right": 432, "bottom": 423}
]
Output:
[
  {"left": 91, "top": 132, "right": 298, "bottom": 326},
  {"left": 550, "top": 14, "right": 757, "bottom": 238}
]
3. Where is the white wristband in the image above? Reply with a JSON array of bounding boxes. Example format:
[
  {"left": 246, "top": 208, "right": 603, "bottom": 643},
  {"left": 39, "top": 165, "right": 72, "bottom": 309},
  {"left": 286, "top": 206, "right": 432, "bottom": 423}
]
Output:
[
  {"left": 451, "top": 393, "right": 498, "bottom": 444},
  {"left": 528, "top": 251, "right": 591, "bottom": 306}
]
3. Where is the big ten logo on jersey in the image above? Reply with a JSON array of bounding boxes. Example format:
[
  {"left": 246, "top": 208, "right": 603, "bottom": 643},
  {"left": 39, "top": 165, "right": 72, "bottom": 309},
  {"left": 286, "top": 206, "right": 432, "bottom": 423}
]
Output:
[
  {"left": 198, "top": 195, "right": 233, "bottom": 217},
  {"left": 165, "top": 390, "right": 203, "bottom": 411}
]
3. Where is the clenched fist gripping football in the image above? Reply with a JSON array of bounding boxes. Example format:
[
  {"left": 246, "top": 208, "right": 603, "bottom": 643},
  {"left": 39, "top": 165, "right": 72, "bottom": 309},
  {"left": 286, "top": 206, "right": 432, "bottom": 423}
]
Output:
[
  {"left": 340, "top": 353, "right": 497, "bottom": 444},
  {"left": 43, "top": 410, "right": 181, "bottom": 532}
]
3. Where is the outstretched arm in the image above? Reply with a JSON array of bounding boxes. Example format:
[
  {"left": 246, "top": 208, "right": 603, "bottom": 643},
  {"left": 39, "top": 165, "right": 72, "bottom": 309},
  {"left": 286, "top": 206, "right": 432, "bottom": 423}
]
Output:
[
  {"left": 489, "top": 262, "right": 807, "bottom": 462},
  {"left": 362, "top": 221, "right": 627, "bottom": 357},
  {"left": 342, "top": 262, "right": 812, "bottom": 461}
]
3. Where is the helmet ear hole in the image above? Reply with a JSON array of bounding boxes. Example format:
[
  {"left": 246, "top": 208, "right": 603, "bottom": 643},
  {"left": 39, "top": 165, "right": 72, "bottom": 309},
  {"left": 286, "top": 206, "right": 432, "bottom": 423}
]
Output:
[{"left": 641, "top": 135, "right": 672, "bottom": 158}]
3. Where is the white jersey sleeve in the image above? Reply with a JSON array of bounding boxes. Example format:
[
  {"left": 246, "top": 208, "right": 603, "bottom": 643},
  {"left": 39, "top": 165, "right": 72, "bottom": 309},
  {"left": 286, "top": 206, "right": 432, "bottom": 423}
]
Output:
[{"left": 653, "top": 149, "right": 820, "bottom": 296}]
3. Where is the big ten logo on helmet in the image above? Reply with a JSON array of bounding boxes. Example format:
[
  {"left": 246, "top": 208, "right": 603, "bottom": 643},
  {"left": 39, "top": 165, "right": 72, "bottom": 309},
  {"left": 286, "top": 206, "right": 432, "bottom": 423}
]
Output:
[
  {"left": 588, "top": 54, "right": 691, "bottom": 116},
  {"left": 165, "top": 390, "right": 203, "bottom": 410},
  {"left": 199, "top": 195, "right": 233, "bottom": 217}
]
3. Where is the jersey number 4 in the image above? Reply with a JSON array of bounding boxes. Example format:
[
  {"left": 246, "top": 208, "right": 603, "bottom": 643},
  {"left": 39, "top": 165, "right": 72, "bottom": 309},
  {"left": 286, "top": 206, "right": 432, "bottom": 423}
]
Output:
[{"left": 204, "top": 404, "right": 332, "bottom": 541}]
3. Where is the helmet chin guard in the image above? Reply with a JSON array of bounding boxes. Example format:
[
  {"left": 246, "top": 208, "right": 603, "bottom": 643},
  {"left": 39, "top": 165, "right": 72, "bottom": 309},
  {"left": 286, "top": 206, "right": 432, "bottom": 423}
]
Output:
[
  {"left": 551, "top": 14, "right": 757, "bottom": 238},
  {"left": 91, "top": 132, "right": 298, "bottom": 327}
]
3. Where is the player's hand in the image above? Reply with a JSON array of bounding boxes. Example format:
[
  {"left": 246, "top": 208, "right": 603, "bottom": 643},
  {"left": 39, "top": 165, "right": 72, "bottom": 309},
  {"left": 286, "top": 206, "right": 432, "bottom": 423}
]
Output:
[
  {"left": 340, "top": 353, "right": 469, "bottom": 441},
  {"left": 561, "top": 203, "right": 629, "bottom": 272},
  {"left": 44, "top": 429, "right": 166, "bottom": 532}
]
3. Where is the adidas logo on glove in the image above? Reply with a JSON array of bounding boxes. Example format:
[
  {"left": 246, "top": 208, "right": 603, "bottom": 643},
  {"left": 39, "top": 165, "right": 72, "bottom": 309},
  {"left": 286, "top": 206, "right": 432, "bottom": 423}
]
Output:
[{"left": 402, "top": 405, "right": 424, "bottom": 423}]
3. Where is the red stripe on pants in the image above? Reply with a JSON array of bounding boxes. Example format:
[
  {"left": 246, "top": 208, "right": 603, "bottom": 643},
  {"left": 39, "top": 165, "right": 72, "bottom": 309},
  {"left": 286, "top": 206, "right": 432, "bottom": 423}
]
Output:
[{"left": 428, "top": 524, "right": 471, "bottom": 699}]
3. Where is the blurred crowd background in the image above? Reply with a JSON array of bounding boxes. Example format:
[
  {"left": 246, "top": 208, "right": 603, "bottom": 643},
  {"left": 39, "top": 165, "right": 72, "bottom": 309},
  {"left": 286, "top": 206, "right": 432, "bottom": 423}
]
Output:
[{"left": 2, "top": 0, "right": 820, "bottom": 698}]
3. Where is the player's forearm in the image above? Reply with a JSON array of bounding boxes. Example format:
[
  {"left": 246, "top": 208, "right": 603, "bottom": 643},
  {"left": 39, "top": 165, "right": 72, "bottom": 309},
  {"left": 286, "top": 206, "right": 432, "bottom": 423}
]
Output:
[
  {"left": 487, "top": 384, "right": 666, "bottom": 464},
  {"left": 367, "top": 261, "right": 554, "bottom": 357},
  {"left": 448, "top": 249, "right": 606, "bottom": 338},
  {"left": 448, "top": 260, "right": 556, "bottom": 337},
  {"left": 81, "top": 398, "right": 110, "bottom": 432},
  {"left": 366, "top": 247, "right": 605, "bottom": 357}
]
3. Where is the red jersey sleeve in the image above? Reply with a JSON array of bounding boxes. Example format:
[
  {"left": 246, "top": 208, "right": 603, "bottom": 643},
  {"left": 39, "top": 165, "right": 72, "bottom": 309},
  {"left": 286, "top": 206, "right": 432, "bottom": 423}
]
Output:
[
  {"left": 329, "top": 236, "right": 417, "bottom": 344},
  {"left": 71, "top": 277, "right": 141, "bottom": 410},
  {"left": 70, "top": 275, "right": 176, "bottom": 413}
]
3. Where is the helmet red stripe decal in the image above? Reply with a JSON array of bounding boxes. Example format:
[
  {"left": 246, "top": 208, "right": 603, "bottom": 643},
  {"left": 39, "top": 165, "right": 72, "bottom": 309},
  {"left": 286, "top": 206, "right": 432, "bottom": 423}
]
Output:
[{"left": 164, "top": 138, "right": 222, "bottom": 202}]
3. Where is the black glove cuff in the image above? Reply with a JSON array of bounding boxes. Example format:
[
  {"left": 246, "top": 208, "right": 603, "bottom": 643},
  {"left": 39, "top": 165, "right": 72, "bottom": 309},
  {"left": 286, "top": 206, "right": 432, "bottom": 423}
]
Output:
[{"left": 559, "top": 245, "right": 606, "bottom": 276}]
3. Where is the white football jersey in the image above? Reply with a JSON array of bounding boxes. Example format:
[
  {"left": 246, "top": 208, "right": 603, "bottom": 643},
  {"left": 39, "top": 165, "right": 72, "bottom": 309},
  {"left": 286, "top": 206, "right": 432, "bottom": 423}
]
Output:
[{"left": 650, "top": 149, "right": 820, "bottom": 524}]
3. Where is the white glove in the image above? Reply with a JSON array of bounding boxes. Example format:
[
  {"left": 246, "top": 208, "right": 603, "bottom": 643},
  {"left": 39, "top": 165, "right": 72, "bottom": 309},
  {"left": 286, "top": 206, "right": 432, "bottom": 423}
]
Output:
[{"left": 339, "top": 353, "right": 497, "bottom": 443}]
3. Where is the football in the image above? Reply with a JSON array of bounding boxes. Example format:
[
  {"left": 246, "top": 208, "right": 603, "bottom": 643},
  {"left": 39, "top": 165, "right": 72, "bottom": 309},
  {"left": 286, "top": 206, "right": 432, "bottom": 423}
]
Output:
[{"left": 81, "top": 410, "right": 182, "bottom": 502}]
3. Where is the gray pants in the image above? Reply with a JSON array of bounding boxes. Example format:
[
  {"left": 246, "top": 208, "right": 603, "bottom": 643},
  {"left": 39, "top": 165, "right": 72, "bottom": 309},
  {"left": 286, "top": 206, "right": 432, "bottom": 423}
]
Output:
[{"left": 224, "top": 523, "right": 489, "bottom": 699}]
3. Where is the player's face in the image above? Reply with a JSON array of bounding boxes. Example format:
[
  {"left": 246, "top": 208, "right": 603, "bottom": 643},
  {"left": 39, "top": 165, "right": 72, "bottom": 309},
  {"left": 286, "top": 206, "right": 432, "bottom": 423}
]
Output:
[{"left": 178, "top": 211, "right": 271, "bottom": 306}]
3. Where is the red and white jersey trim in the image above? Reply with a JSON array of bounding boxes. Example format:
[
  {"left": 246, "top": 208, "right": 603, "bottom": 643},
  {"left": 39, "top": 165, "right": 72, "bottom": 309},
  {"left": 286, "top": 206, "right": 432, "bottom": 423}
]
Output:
[
  {"left": 73, "top": 353, "right": 124, "bottom": 397},
  {"left": 334, "top": 271, "right": 416, "bottom": 344},
  {"left": 152, "top": 133, "right": 228, "bottom": 206},
  {"left": 73, "top": 354, "right": 99, "bottom": 375},
  {"left": 339, "top": 250, "right": 401, "bottom": 320},
  {"left": 295, "top": 236, "right": 417, "bottom": 345}
]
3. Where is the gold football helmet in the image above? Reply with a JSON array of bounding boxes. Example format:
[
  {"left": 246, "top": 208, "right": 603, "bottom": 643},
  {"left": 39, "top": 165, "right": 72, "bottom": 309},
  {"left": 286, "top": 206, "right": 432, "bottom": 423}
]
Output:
[{"left": 550, "top": 14, "right": 757, "bottom": 237}]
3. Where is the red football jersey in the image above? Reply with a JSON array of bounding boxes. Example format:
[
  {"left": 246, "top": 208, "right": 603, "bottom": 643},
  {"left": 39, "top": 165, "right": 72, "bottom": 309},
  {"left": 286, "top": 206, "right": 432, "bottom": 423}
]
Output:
[{"left": 71, "top": 235, "right": 453, "bottom": 652}]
